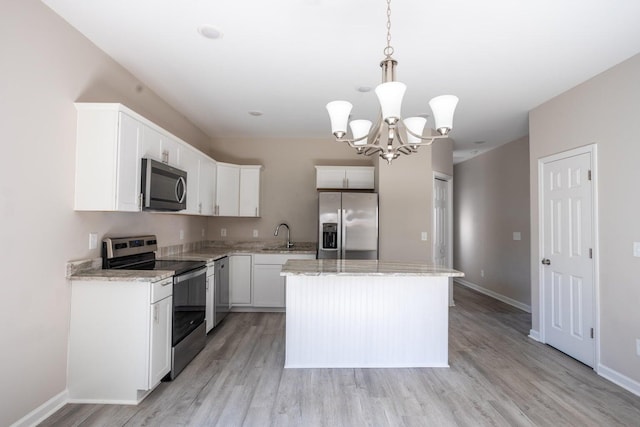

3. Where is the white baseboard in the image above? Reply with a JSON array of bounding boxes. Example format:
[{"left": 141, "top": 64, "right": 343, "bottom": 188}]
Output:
[
  {"left": 598, "top": 364, "right": 640, "bottom": 397},
  {"left": 528, "top": 329, "right": 541, "bottom": 342},
  {"left": 11, "top": 390, "right": 68, "bottom": 427},
  {"left": 454, "top": 278, "right": 532, "bottom": 313}
]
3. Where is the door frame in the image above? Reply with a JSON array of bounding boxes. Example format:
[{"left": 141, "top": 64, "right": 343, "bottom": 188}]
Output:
[
  {"left": 433, "top": 172, "right": 454, "bottom": 306},
  {"left": 537, "top": 143, "right": 600, "bottom": 370}
]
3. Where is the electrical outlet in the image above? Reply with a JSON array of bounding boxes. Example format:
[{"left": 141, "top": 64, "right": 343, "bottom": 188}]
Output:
[
  {"left": 633, "top": 242, "right": 640, "bottom": 257},
  {"left": 179, "top": 230, "right": 184, "bottom": 240},
  {"left": 481, "top": 269, "right": 485, "bottom": 278},
  {"left": 221, "top": 228, "right": 227, "bottom": 237},
  {"left": 513, "top": 232, "right": 521, "bottom": 241},
  {"left": 253, "top": 229, "right": 259, "bottom": 238},
  {"left": 89, "top": 232, "right": 98, "bottom": 250},
  {"left": 421, "top": 232, "right": 428, "bottom": 241},
  {"left": 201, "top": 228, "right": 205, "bottom": 237}
]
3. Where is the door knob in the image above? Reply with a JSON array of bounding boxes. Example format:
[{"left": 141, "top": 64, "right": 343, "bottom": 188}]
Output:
[{"left": 541, "top": 258, "right": 551, "bottom": 265}]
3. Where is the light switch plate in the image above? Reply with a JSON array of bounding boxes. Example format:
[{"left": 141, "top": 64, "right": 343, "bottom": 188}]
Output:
[
  {"left": 513, "top": 232, "right": 522, "bottom": 241},
  {"left": 633, "top": 242, "right": 640, "bottom": 257},
  {"left": 179, "top": 230, "right": 184, "bottom": 240},
  {"left": 421, "top": 232, "right": 428, "bottom": 241},
  {"left": 253, "top": 229, "right": 259, "bottom": 238},
  {"left": 636, "top": 338, "right": 640, "bottom": 356}
]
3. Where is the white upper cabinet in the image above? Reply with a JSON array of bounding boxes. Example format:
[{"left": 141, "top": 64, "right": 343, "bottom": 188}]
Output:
[
  {"left": 315, "top": 166, "right": 375, "bottom": 189},
  {"left": 74, "top": 103, "right": 255, "bottom": 215},
  {"left": 215, "top": 164, "right": 261, "bottom": 217},
  {"left": 74, "top": 105, "right": 142, "bottom": 212},
  {"left": 239, "top": 166, "right": 261, "bottom": 217},
  {"left": 141, "top": 125, "right": 180, "bottom": 167},
  {"left": 199, "top": 159, "right": 216, "bottom": 216},
  {"left": 215, "top": 163, "right": 240, "bottom": 216},
  {"left": 179, "top": 146, "right": 201, "bottom": 214}
]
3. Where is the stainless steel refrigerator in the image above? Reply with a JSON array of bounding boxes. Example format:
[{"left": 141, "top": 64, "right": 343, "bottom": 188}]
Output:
[{"left": 318, "top": 192, "right": 378, "bottom": 259}]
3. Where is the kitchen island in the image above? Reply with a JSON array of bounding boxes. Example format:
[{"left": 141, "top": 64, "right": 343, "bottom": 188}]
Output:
[{"left": 281, "top": 259, "right": 464, "bottom": 368}]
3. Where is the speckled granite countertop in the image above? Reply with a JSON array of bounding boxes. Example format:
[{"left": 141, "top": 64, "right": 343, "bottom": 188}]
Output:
[
  {"left": 68, "top": 242, "right": 317, "bottom": 281},
  {"left": 157, "top": 242, "right": 316, "bottom": 263},
  {"left": 281, "top": 259, "right": 465, "bottom": 277}
]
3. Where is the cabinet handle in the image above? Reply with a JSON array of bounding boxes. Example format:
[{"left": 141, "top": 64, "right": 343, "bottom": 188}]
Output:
[
  {"left": 153, "top": 304, "right": 158, "bottom": 323},
  {"left": 255, "top": 207, "right": 258, "bottom": 216},
  {"left": 138, "top": 193, "right": 143, "bottom": 211}
]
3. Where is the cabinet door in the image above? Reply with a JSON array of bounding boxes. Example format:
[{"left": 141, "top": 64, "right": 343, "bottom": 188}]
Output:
[
  {"left": 316, "top": 167, "right": 347, "bottom": 189},
  {"left": 199, "top": 159, "right": 216, "bottom": 216},
  {"left": 230, "top": 255, "right": 252, "bottom": 305},
  {"left": 180, "top": 147, "right": 201, "bottom": 214},
  {"left": 141, "top": 125, "right": 164, "bottom": 162},
  {"left": 216, "top": 164, "right": 240, "bottom": 216},
  {"left": 345, "top": 167, "right": 375, "bottom": 189},
  {"left": 116, "top": 113, "right": 143, "bottom": 211},
  {"left": 239, "top": 167, "right": 260, "bottom": 217},
  {"left": 253, "top": 264, "right": 285, "bottom": 307},
  {"left": 149, "top": 296, "right": 172, "bottom": 388},
  {"left": 205, "top": 270, "right": 214, "bottom": 333}
]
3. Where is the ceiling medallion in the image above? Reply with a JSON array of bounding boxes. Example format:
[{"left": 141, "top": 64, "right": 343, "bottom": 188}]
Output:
[{"left": 326, "top": 0, "right": 459, "bottom": 164}]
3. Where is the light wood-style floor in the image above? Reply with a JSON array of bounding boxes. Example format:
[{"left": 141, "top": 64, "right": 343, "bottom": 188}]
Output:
[{"left": 41, "top": 284, "right": 640, "bottom": 426}]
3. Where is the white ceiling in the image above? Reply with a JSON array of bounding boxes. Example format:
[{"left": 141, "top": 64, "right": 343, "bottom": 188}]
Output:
[{"left": 42, "top": 0, "right": 640, "bottom": 162}]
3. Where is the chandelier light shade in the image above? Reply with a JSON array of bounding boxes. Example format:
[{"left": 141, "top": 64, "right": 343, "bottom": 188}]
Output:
[
  {"left": 429, "top": 95, "right": 459, "bottom": 134},
  {"left": 403, "top": 117, "right": 427, "bottom": 145},
  {"left": 375, "top": 82, "right": 406, "bottom": 124},
  {"left": 349, "top": 120, "right": 373, "bottom": 145},
  {"left": 326, "top": 0, "right": 459, "bottom": 164},
  {"left": 326, "top": 100, "right": 353, "bottom": 138}
]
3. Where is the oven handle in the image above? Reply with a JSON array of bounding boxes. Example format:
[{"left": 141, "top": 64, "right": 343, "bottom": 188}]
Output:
[{"left": 174, "top": 267, "right": 205, "bottom": 283}]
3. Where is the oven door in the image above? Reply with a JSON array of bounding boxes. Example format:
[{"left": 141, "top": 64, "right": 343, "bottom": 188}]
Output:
[{"left": 172, "top": 266, "right": 206, "bottom": 346}]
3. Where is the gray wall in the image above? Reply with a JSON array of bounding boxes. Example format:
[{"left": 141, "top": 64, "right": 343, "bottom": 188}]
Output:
[
  {"left": 453, "top": 137, "right": 531, "bottom": 308},
  {"left": 378, "top": 139, "right": 453, "bottom": 262},
  {"left": 207, "top": 137, "right": 373, "bottom": 243},
  {"left": 1, "top": 1, "right": 211, "bottom": 425},
  {"left": 530, "top": 53, "right": 640, "bottom": 385}
]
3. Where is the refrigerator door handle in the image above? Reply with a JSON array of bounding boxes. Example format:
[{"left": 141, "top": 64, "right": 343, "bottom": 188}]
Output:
[{"left": 340, "top": 208, "right": 346, "bottom": 259}]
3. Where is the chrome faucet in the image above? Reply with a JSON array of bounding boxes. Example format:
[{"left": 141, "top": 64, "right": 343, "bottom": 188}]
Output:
[{"left": 274, "top": 223, "right": 294, "bottom": 248}]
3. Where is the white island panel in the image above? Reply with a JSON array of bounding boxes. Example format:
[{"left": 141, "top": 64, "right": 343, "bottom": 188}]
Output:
[{"left": 285, "top": 275, "right": 449, "bottom": 368}]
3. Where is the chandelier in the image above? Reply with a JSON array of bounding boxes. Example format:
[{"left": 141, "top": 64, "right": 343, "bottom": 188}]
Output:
[{"left": 326, "top": 0, "right": 459, "bottom": 164}]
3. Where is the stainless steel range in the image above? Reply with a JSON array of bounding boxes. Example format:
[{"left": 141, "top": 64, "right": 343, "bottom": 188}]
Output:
[{"left": 102, "top": 235, "right": 207, "bottom": 380}]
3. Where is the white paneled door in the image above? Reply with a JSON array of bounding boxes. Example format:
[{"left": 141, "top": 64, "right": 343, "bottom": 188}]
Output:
[
  {"left": 433, "top": 174, "right": 454, "bottom": 306},
  {"left": 541, "top": 150, "right": 595, "bottom": 367}
]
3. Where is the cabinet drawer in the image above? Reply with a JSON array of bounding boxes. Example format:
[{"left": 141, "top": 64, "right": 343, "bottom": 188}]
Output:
[{"left": 151, "top": 278, "right": 173, "bottom": 303}]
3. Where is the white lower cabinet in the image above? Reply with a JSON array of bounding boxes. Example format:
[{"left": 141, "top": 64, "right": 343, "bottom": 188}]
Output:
[
  {"left": 205, "top": 263, "right": 215, "bottom": 333},
  {"left": 149, "top": 293, "right": 172, "bottom": 387},
  {"left": 68, "top": 277, "right": 173, "bottom": 404},
  {"left": 230, "top": 255, "right": 252, "bottom": 305},
  {"left": 252, "top": 254, "right": 315, "bottom": 308}
]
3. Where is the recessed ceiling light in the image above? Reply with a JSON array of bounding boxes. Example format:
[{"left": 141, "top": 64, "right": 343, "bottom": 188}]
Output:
[
  {"left": 473, "top": 140, "right": 486, "bottom": 145},
  {"left": 248, "top": 111, "right": 263, "bottom": 116},
  {"left": 197, "top": 25, "right": 223, "bottom": 40},
  {"left": 356, "top": 86, "right": 372, "bottom": 93}
]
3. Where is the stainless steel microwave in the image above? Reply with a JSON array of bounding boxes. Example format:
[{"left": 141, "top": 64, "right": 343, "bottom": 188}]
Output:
[{"left": 141, "top": 158, "right": 187, "bottom": 211}]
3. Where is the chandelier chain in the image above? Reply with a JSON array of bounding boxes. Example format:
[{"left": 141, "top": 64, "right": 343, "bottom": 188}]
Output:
[{"left": 384, "top": 0, "right": 394, "bottom": 58}]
